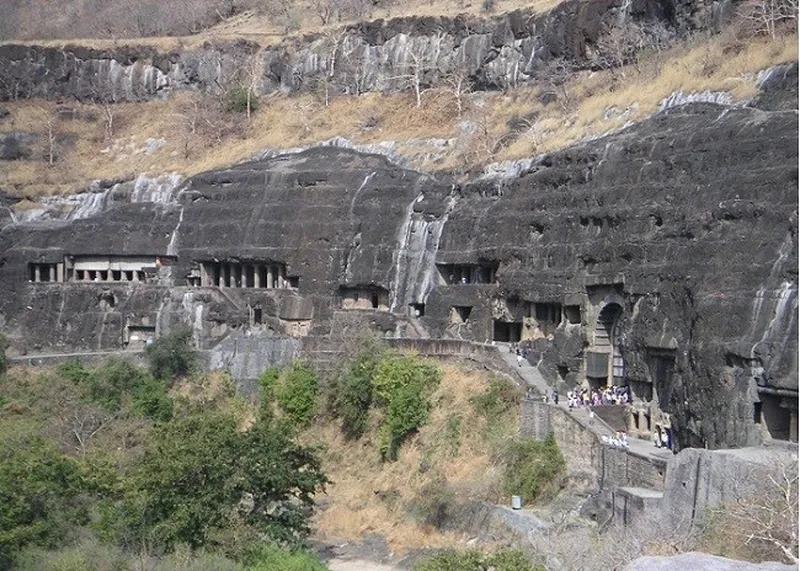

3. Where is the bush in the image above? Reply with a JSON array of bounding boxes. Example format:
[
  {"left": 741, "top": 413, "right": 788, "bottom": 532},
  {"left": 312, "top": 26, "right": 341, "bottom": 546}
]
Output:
[
  {"left": 502, "top": 434, "right": 566, "bottom": 504},
  {"left": 58, "top": 359, "right": 173, "bottom": 421},
  {"left": 408, "top": 477, "right": 456, "bottom": 529},
  {"left": 275, "top": 362, "right": 319, "bottom": 427},
  {"left": 470, "top": 376, "right": 522, "bottom": 419},
  {"left": 415, "top": 548, "right": 540, "bottom": 571},
  {"left": 245, "top": 543, "right": 327, "bottom": 571},
  {"left": 146, "top": 326, "right": 196, "bottom": 382},
  {"left": 226, "top": 85, "right": 259, "bottom": 114},
  {"left": 373, "top": 354, "right": 441, "bottom": 461},
  {"left": 329, "top": 336, "right": 387, "bottom": 440}
]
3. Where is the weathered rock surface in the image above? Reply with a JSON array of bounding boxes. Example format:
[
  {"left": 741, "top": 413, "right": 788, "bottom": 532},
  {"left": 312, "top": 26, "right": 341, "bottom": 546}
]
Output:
[
  {"left": 625, "top": 552, "right": 796, "bottom": 571},
  {"left": 0, "top": 0, "right": 723, "bottom": 102},
  {"left": 0, "top": 132, "right": 37, "bottom": 160},
  {"left": 0, "top": 71, "right": 796, "bottom": 451}
]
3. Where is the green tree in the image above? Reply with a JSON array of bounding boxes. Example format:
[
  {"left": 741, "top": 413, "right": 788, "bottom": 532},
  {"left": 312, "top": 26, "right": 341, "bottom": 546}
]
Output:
[
  {"left": 146, "top": 326, "right": 196, "bottom": 382},
  {"left": 107, "top": 407, "right": 327, "bottom": 553},
  {"left": 0, "top": 420, "right": 87, "bottom": 568},
  {"left": 373, "top": 354, "right": 441, "bottom": 461},
  {"left": 275, "top": 362, "right": 319, "bottom": 428},
  {"left": 329, "top": 336, "right": 387, "bottom": 440}
]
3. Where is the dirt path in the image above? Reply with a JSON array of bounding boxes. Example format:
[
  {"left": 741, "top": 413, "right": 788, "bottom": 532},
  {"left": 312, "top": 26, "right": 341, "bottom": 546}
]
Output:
[{"left": 327, "top": 559, "right": 399, "bottom": 571}]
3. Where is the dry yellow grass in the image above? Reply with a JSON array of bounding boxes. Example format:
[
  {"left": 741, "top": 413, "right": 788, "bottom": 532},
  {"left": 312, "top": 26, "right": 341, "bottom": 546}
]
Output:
[
  {"left": 306, "top": 362, "right": 516, "bottom": 554},
  {"left": 1, "top": 31, "right": 795, "bottom": 198}
]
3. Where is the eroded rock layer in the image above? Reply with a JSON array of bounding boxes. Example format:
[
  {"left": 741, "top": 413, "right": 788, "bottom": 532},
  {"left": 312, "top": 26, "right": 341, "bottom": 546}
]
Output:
[{"left": 0, "top": 67, "right": 797, "bottom": 451}]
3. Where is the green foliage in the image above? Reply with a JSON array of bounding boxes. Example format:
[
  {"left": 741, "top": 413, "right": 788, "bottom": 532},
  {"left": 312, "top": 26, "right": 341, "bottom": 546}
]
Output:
[
  {"left": 57, "top": 358, "right": 172, "bottom": 421},
  {"left": 373, "top": 354, "right": 441, "bottom": 461},
  {"left": 0, "top": 421, "right": 88, "bottom": 568},
  {"left": 225, "top": 85, "right": 259, "bottom": 114},
  {"left": 470, "top": 376, "right": 523, "bottom": 419},
  {"left": 146, "top": 326, "right": 196, "bottom": 382},
  {"left": 502, "top": 434, "right": 566, "bottom": 504},
  {"left": 275, "top": 361, "right": 319, "bottom": 428},
  {"left": 328, "top": 336, "right": 387, "bottom": 440},
  {"left": 414, "top": 549, "right": 540, "bottom": 571},
  {"left": 13, "top": 538, "right": 131, "bottom": 571},
  {"left": 245, "top": 543, "right": 328, "bottom": 571},
  {"left": 104, "top": 407, "right": 328, "bottom": 553}
]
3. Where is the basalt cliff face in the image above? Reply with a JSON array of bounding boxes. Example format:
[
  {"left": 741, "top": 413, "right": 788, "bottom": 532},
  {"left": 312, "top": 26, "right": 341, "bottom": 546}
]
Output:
[
  {"left": 0, "top": 0, "right": 729, "bottom": 102},
  {"left": 0, "top": 65, "right": 797, "bottom": 451}
]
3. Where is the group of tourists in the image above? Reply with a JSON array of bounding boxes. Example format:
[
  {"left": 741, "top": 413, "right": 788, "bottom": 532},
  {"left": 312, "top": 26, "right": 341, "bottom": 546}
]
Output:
[
  {"left": 602, "top": 430, "right": 630, "bottom": 448},
  {"left": 564, "top": 384, "right": 630, "bottom": 409},
  {"left": 652, "top": 425, "right": 672, "bottom": 450}
]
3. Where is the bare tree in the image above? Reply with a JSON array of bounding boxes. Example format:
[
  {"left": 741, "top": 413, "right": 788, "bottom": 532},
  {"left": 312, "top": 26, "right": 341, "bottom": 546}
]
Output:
[
  {"left": 535, "top": 57, "right": 575, "bottom": 112},
  {"left": 389, "top": 32, "right": 446, "bottom": 107},
  {"left": 737, "top": 0, "right": 799, "bottom": 37},
  {"left": 718, "top": 455, "right": 799, "bottom": 564},
  {"left": 32, "top": 106, "right": 59, "bottom": 167},
  {"left": 440, "top": 63, "right": 473, "bottom": 117}
]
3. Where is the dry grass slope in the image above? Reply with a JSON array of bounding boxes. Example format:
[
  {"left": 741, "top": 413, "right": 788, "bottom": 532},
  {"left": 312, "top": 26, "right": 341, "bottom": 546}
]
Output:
[
  {"left": 307, "top": 362, "right": 517, "bottom": 554},
  {"left": 0, "top": 29, "right": 796, "bottom": 199}
]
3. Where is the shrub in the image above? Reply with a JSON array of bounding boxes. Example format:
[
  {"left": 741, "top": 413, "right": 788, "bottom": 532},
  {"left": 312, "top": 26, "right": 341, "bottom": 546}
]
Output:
[
  {"left": 373, "top": 354, "right": 441, "bottom": 461},
  {"left": 470, "top": 376, "right": 523, "bottom": 419},
  {"left": 146, "top": 326, "right": 196, "bottom": 382},
  {"left": 408, "top": 477, "right": 456, "bottom": 529},
  {"left": 226, "top": 85, "right": 259, "bottom": 115},
  {"left": 329, "top": 336, "right": 387, "bottom": 440},
  {"left": 502, "top": 434, "right": 566, "bottom": 504},
  {"left": 275, "top": 362, "right": 319, "bottom": 427},
  {"left": 58, "top": 359, "right": 173, "bottom": 421},
  {"left": 245, "top": 543, "right": 327, "bottom": 571},
  {"left": 415, "top": 548, "right": 541, "bottom": 571}
]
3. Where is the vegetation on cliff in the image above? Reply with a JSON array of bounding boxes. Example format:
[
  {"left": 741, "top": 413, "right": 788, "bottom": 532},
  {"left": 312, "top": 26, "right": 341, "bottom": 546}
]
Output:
[{"left": 0, "top": 329, "right": 328, "bottom": 570}]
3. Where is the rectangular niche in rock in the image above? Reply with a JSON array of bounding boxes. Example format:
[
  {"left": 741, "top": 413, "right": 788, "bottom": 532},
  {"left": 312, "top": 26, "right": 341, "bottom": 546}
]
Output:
[
  {"left": 199, "top": 260, "right": 293, "bottom": 290},
  {"left": 64, "top": 256, "right": 165, "bottom": 284},
  {"left": 437, "top": 261, "right": 499, "bottom": 285},
  {"left": 27, "top": 262, "right": 61, "bottom": 283},
  {"left": 564, "top": 305, "right": 581, "bottom": 324},
  {"left": 493, "top": 320, "right": 521, "bottom": 342},
  {"left": 340, "top": 286, "right": 390, "bottom": 311}
]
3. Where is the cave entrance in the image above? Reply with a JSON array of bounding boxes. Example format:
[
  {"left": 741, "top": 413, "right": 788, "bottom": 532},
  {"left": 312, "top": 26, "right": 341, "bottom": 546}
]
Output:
[
  {"left": 759, "top": 392, "right": 798, "bottom": 442},
  {"left": 589, "top": 302, "right": 624, "bottom": 385},
  {"left": 493, "top": 320, "right": 522, "bottom": 342}
]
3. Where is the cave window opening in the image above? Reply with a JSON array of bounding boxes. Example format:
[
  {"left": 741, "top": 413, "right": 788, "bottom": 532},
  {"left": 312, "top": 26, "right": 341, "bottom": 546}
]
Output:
[
  {"left": 253, "top": 306, "right": 262, "bottom": 325},
  {"left": 760, "top": 393, "right": 795, "bottom": 441},
  {"left": 410, "top": 303, "right": 425, "bottom": 317},
  {"left": 451, "top": 305, "right": 472, "bottom": 324},
  {"left": 493, "top": 320, "right": 522, "bottom": 342},
  {"left": 753, "top": 401, "right": 762, "bottom": 424},
  {"left": 371, "top": 293, "right": 379, "bottom": 309},
  {"left": 564, "top": 305, "right": 581, "bottom": 324},
  {"left": 288, "top": 276, "right": 300, "bottom": 289}
]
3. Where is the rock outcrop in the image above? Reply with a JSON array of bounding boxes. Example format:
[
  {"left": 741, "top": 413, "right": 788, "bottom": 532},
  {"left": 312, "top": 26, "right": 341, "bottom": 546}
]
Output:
[
  {"left": 0, "top": 66, "right": 796, "bottom": 451},
  {"left": 0, "top": 0, "right": 727, "bottom": 102},
  {"left": 625, "top": 552, "right": 796, "bottom": 571}
]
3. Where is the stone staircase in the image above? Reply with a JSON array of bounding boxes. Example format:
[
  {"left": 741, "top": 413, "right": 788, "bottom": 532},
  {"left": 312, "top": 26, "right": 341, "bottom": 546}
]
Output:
[{"left": 497, "top": 344, "right": 550, "bottom": 396}]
